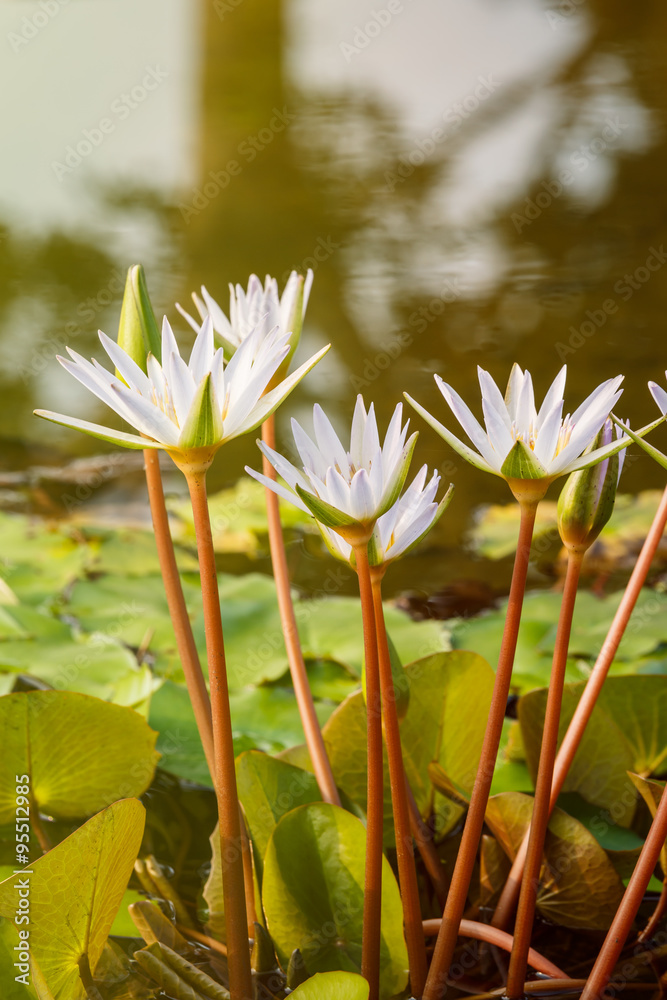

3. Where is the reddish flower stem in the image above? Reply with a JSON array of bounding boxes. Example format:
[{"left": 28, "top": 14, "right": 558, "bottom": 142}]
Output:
[
  {"left": 261, "top": 415, "right": 341, "bottom": 806},
  {"left": 145, "top": 450, "right": 257, "bottom": 933},
  {"left": 354, "top": 541, "right": 384, "bottom": 1000},
  {"left": 638, "top": 878, "right": 667, "bottom": 944},
  {"left": 422, "top": 918, "right": 566, "bottom": 979},
  {"left": 506, "top": 549, "right": 583, "bottom": 998},
  {"left": 407, "top": 782, "right": 449, "bottom": 908},
  {"left": 144, "top": 450, "right": 215, "bottom": 777},
  {"left": 372, "top": 573, "right": 428, "bottom": 997},
  {"left": 581, "top": 786, "right": 667, "bottom": 1000},
  {"left": 493, "top": 483, "right": 667, "bottom": 931},
  {"left": 423, "top": 499, "right": 539, "bottom": 1000},
  {"left": 186, "top": 470, "right": 253, "bottom": 1000}
]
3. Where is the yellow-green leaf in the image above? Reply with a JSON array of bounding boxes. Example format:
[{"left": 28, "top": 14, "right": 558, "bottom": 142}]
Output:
[
  {"left": 0, "top": 798, "right": 145, "bottom": 1000},
  {"left": 0, "top": 691, "right": 159, "bottom": 822}
]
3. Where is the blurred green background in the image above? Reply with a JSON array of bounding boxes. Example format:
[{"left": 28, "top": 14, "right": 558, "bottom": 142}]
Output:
[{"left": 1, "top": 0, "right": 666, "bottom": 598}]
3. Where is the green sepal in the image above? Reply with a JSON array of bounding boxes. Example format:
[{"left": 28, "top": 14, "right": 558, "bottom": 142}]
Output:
[
  {"left": 286, "top": 949, "right": 310, "bottom": 989},
  {"left": 177, "top": 373, "right": 223, "bottom": 450},
  {"left": 609, "top": 413, "right": 667, "bottom": 473},
  {"left": 404, "top": 393, "right": 497, "bottom": 475},
  {"left": 117, "top": 265, "right": 161, "bottom": 372},
  {"left": 500, "top": 439, "right": 548, "bottom": 480},
  {"left": 295, "top": 486, "right": 360, "bottom": 530},
  {"left": 251, "top": 922, "right": 278, "bottom": 973}
]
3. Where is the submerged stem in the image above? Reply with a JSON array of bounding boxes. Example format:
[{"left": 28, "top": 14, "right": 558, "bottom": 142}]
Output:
[
  {"left": 186, "top": 470, "right": 253, "bottom": 1000},
  {"left": 261, "top": 415, "right": 340, "bottom": 806},
  {"left": 493, "top": 482, "right": 667, "bottom": 931},
  {"left": 372, "top": 575, "right": 427, "bottom": 997},
  {"left": 354, "top": 541, "right": 383, "bottom": 1000},
  {"left": 423, "top": 499, "right": 539, "bottom": 1000},
  {"left": 506, "top": 549, "right": 583, "bottom": 998}
]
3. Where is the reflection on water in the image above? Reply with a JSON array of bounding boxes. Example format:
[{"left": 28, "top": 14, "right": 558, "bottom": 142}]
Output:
[{"left": 1, "top": 0, "right": 666, "bottom": 597}]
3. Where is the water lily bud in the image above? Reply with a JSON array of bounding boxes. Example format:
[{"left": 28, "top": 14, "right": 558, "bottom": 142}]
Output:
[
  {"left": 557, "top": 418, "right": 624, "bottom": 554},
  {"left": 286, "top": 948, "right": 309, "bottom": 989},
  {"left": 117, "top": 264, "right": 161, "bottom": 371},
  {"left": 251, "top": 921, "right": 278, "bottom": 973}
]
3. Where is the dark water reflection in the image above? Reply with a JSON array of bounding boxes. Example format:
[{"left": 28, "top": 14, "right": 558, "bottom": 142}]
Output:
[{"left": 1, "top": 0, "right": 666, "bottom": 598}]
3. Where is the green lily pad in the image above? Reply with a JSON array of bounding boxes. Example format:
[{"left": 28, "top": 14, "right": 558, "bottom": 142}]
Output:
[
  {"left": 0, "top": 513, "right": 89, "bottom": 606},
  {"left": 290, "top": 971, "right": 369, "bottom": 999},
  {"left": 323, "top": 651, "right": 495, "bottom": 843},
  {"left": 0, "top": 917, "right": 39, "bottom": 999},
  {"left": 262, "top": 803, "right": 408, "bottom": 1000},
  {"left": 486, "top": 791, "right": 624, "bottom": 929},
  {"left": 629, "top": 773, "right": 666, "bottom": 873},
  {"left": 0, "top": 798, "right": 145, "bottom": 1000},
  {"left": 0, "top": 691, "right": 159, "bottom": 822},
  {"left": 519, "top": 676, "right": 667, "bottom": 827},
  {"left": 235, "top": 751, "right": 322, "bottom": 881}
]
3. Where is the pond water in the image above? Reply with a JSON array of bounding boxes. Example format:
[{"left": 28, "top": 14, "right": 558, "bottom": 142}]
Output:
[{"left": 1, "top": 0, "right": 666, "bottom": 599}]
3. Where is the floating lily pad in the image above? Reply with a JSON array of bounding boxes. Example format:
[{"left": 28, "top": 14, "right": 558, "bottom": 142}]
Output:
[
  {"left": 0, "top": 691, "right": 159, "bottom": 822},
  {"left": 486, "top": 791, "right": 624, "bottom": 929},
  {"left": 262, "top": 803, "right": 408, "bottom": 1000},
  {"left": 520, "top": 676, "right": 667, "bottom": 827},
  {"left": 0, "top": 798, "right": 145, "bottom": 1000}
]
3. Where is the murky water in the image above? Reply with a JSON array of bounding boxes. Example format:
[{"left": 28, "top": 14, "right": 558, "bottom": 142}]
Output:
[{"left": 1, "top": 0, "right": 666, "bottom": 598}]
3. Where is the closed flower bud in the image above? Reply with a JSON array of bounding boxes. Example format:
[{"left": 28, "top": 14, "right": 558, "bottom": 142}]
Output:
[
  {"left": 117, "top": 264, "right": 161, "bottom": 371},
  {"left": 557, "top": 418, "right": 625, "bottom": 553}
]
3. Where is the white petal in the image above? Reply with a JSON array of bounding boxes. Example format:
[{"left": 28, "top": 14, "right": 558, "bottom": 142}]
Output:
[
  {"left": 381, "top": 403, "right": 407, "bottom": 468},
  {"left": 649, "top": 382, "right": 667, "bottom": 416},
  {"left": 312, "top": 405, "right": 351, "bottom": 477},
  {"left": 98, "top": 331, "right": 153, "bottom": 397},
  {"left": 110, "top": 384, "right": 181, "bottom": 445},
  {"left": 324, "top": 466, "right": 353, "bottom": 515},
  {"left": 436, "top": 376, "right": 498, "bottom": 468},
  {"left": 166, "top": 351, "right": 196, "bottom": 427},
  {"left": 478, "top": 368, "right": 511, "bottom": 432},
  {"left": 349, "top": 467, "right": 376, "bottom": 521},
  {"left": 533, "top": 398, "right": 564, "bottom": 465},
  {"left": 201, "top": 287, "right": 235, "bottom": 342},
  {"left": 161, "top": 317, "right": 181, "bottom": 366},
  {"left": 256, "top": 440, "right": 310, "bottom": 492},
  {"left": 570, "top": 376, "right": 624, "bottom": 427},
  {"left": 480, "top": 397, "right": 513, "bottom": 460},
  {"left": 349, "top": 396, "right": 368, "bottom": 467},
  {"left": 34, "top": 409, "right": 162, "bottom": 450},
  {"left": 549, "top": 390, "right": 623, "bottom": 473},
  {"left": 175, "top": 302, "right": 202, "bottom": 335},
  {"left": 536, "top": 366, "right": 567, "bottom": 428},
  {"left": 291, "top": 420, "right": 328, "bottom": 479},
  {"left": 188, "top": 316, "right": 215, "bottom": 384},
  {"left": 244, "top": 466, "right": 311, "bottom": 515}
]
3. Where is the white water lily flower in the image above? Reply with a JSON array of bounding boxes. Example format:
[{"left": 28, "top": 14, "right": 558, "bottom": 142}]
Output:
[
  {"left": 610, "top": 376, "right": 667, "bottom": 472},
  {"left": 176, "top": 270, "right": 313, "bottom": 360},
  {"left": 245, "top": 396, "right": 418, "bottom": 538},
  {"left": 320, "top": 465, "right": 453, "bottom": 569},
  {"left": 35, "top": 315, "right": 329, "bottom": 471},
  {"left": 405, "top": 364, "right": 627, "bottom": 488}
]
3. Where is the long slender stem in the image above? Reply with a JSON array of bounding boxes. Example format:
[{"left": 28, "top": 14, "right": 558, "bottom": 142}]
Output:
[
  {"left": 78, "top": 954, "right": 104, "bottom": 1000},
  {"left": 639, "top": 878, "right": 667, "bottom": 943},
  {"left": 261, "top": 415, "right": 341, "bottom": 806},
  {"left": 493, "top": 483, "right": 667, "bottom": 931},
  {"left": 506, "top": 550, "right": 583, "bottom": 997},
  {"left": 581, "top": 787, "right": 667, "bottom": 1000},
  {"left": 186, "top": 470, "right": 253, "bottom": 1000},
  {"left": 372, "top": 574, "right": 428, "bottom": 997},
  {"left": 422, "top": 919, "right": 566, "bottom": 979},
  {"left": 144, "top": 450, "right": 216, "bottom": 779},
  {"left": 354, "top": 541, "right": 384, "bottom": 1000},
  {"left": 145, "top": 450, "right": 257, "bottom": 932},
  {"left": 407, "top": 782, "right": 449, "bottom": 907},
  {"left": 29, "top": 796, "right": 51, "bottom": 854},
  {"left": 423, "top": 500, "right": 539, "bottom": 1000}
]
